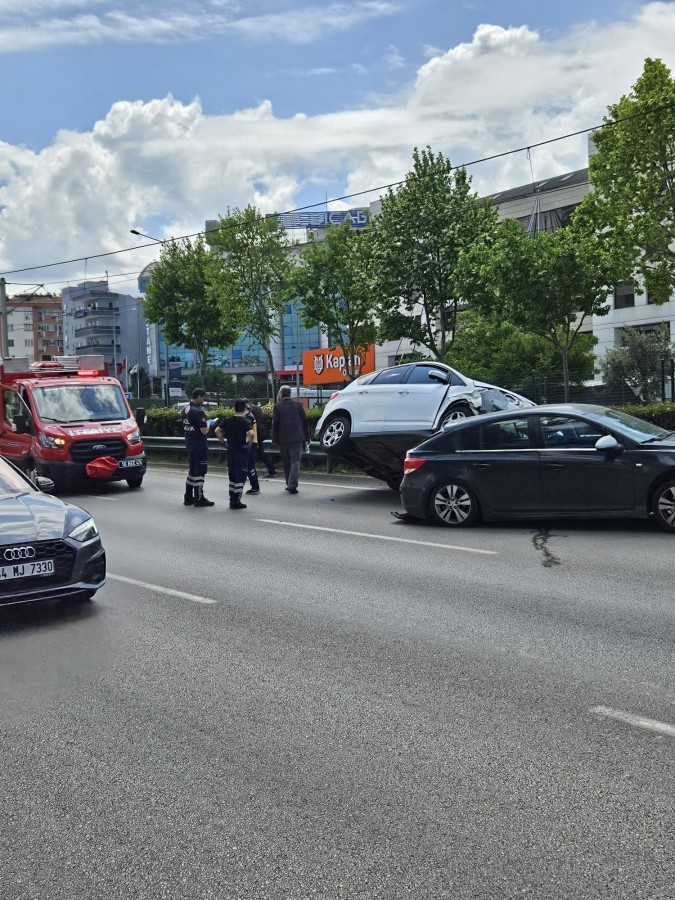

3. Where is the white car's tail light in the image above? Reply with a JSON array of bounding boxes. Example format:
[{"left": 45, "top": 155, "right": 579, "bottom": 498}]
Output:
[{"left": 329, "top": 391, "right": 340, "bottom": 401}]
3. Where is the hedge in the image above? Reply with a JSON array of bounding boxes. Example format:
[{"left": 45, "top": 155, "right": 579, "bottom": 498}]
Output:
[
  {"left": 142, "top": 404, "right": 325, "bottom": 437},
  {"left": 618, "top": 402, "right": 675, "bottom": 430}
]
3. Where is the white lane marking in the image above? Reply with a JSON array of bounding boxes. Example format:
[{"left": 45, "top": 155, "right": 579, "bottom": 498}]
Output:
[
  {"left": 257, "top": 519, "right": 497, "bottom": 555},
  {"left": 107, "top": 573, "right": 217, "bottom": 605},
  {"left": 79, "top": 494, "right": 117, "bottom": 501},
  {"left": 591, "top": 705, "right": 675, "bottom": 739}
]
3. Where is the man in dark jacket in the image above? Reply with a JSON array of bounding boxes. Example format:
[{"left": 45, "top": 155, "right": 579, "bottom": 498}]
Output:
[
  {"left": 271, "top": 386, "right": 310, "bottom": 494},
  {"left": 215, "top": 399, "right": 255, "bottom": 510}
]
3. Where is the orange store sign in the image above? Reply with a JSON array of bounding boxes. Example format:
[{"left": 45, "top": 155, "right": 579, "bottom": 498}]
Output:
[{"left": 302, "top": 345, "right": 376, "bottom": 384}]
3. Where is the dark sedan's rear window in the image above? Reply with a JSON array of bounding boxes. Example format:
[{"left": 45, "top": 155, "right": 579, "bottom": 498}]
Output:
[{"left": 460, "top": 419, "right": 531, "bottom": 450}]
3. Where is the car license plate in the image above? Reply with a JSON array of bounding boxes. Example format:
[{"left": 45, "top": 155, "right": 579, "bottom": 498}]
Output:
[
  {"left": 118, "top": 458, "right": 143, "bottom": 468},
  {"left": 0, "top": 559, "right": 55, "bottom": 580}
]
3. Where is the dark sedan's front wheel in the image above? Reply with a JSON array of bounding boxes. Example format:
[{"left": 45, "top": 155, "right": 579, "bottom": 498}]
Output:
[
  {"left": 430, "top": 481, "right": 479, "bottom": 527},
  {"left": 652, "top": 480, "right": 675, "bottom": 533}
]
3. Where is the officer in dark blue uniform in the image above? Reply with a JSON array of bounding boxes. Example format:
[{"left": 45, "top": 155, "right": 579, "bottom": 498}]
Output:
[{"left": 182, "top": 388, "right": 215, "bottom": 507}]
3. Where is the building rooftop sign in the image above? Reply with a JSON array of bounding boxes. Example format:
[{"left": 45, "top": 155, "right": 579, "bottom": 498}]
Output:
[{"left": 275, "top": 209, "right": 368, "bottom": 230}]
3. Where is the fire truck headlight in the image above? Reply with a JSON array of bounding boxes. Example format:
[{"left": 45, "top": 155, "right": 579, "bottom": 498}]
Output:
[
  {"left": 126, "top": 428, "right": 142, "bottom": 445},
  {"left": 38, "top": 433, "right": 66, "bottom": 449}
]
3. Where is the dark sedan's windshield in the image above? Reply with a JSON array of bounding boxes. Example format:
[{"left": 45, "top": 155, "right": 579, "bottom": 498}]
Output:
[
  {"left": 586, "top": 408, "right": 670, "bottom": 443},
  {"left": 0, "top": 460, "right": 34, "bottom": 495},
  {"left": 32, "top": 384, "right": 129, "bottom": 424}
]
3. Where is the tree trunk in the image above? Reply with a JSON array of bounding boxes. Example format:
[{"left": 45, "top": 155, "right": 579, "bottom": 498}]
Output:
[
  {"left": 264, "top": 345, "right": 277, "bottom": 401},
  {"left": 561, "top": 345, "right": 570, "bottom": 402}
]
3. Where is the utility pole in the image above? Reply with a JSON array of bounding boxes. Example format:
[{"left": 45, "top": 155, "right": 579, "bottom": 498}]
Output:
[{"left": 0, "top": 277, "right": 9, "bottom": 358}]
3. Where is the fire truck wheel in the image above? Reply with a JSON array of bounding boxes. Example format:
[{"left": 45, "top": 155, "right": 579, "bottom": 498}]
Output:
[{"left": 126, "top": 476, "right": 144, "bottom": 489}]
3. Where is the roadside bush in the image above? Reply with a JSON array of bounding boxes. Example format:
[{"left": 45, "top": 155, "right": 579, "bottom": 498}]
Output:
[
  {"left": 618, "top": 402, "right": 675, "bottom": 430},
  {"left": 142, "top": 403, "right": 324, "bottom": 439}
]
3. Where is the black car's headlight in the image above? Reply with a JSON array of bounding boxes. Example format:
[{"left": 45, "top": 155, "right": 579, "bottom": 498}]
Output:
[{"left": 68, "top": 517, "right": 99, "bottom": 543}]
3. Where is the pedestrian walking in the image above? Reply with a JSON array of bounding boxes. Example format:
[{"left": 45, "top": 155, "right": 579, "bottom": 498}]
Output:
[
  {"left": 271, "top": 385, "right": 310, "bottom": 495},
  {"left": 182, "top": 388, "right": 215, "bottom": 507},
  {"left": 242, "top": 399, "right": 261, "bottom": 496},
  {"left": 249, "top": 400, "right": 277, "bottom": 478},
  {"left": 216, "top": 399, "right": 255, "bottom": 510}
]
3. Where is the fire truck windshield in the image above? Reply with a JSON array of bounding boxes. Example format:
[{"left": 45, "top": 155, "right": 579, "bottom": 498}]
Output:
[{"left": 32, "top": 383, "right": 129, "bottom": 424}]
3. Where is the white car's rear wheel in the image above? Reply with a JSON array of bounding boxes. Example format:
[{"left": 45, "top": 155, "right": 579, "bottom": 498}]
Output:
[{"left": 320, "top": 415, "right": 352, "bottom": 454}]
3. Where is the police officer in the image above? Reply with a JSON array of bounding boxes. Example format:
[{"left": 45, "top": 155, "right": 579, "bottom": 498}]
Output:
[{"left": 182, "top": 388, "right": 215, "bottom": 507}]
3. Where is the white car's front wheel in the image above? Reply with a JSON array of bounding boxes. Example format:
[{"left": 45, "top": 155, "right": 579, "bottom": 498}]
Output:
[{"left": 439, "top": 402, "right": 473, "bottom": 428}]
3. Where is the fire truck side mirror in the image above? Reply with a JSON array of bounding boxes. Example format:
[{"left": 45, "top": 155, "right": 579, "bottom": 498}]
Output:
[
  {"left": 12, "top": 414, "right": 31, "bottom": 435},
  {"left": 135, "top": 407, "right": 146, "bottom": 427}
]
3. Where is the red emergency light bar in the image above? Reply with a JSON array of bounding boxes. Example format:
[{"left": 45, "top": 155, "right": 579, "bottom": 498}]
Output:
[{"left": 1, "top": 354, "right": 108, "bottom": 380}]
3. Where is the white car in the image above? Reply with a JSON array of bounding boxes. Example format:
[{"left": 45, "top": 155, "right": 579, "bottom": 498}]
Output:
[{"left": 315, "top": 362, "right": 534, "bottom": 488}]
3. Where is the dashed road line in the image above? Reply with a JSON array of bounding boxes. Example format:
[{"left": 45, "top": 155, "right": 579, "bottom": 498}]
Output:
[
  {"left": 108, "top": 573, "right": 217, "bottom": 604},
  {"left": 257, "top": 519, "right": 498, "bottom": 554},
  {"left": 591, "top": 705, "right": 675, "bottom": 739}
]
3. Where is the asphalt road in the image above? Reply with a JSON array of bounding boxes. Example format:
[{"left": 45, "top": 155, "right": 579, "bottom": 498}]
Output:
[{"left": 2, "top": 464, "right": 675, "bottom": 900}]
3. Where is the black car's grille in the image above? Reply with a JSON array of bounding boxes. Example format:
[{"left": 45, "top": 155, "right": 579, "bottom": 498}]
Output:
[
  {"left": 69, "top": 438, "right": 127, "bottom": 463},
  {"left": 0, "top": 540, "right": 76, "bottom": 595}
]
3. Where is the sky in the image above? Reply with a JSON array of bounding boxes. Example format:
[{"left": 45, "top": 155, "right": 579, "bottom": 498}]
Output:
[{"left": 1, "top": 0, "right": 674, "bottom": 298}]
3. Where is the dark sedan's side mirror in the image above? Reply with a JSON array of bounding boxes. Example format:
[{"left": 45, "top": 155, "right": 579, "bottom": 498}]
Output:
[
  {"left": 595, "top": 434, "right": 620, "bottom": 451},
  {"left": 36, "top": 476, "right": 55, "bottom": 493},
  {"left": 135, "top": 407, "right": 146, "bottom": 427}
]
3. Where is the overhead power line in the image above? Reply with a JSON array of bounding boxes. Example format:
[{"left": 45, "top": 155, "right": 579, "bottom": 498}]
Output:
[{"left": 1, "top": 98, "right": 673, "bottom": 280}]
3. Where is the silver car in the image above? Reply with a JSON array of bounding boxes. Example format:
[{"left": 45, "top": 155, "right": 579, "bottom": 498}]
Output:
[{"left": 315, "top": 362, "right": 534, "bottom": 489}]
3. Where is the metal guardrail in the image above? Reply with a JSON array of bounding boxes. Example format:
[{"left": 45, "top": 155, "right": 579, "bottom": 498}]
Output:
[{"left": 141, "top": 436, "right": 335, "bottom": 470}]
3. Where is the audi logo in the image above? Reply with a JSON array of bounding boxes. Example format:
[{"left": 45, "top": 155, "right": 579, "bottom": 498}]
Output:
[{"left": 3, "top": 546, "right": 36, "bottom": 561}]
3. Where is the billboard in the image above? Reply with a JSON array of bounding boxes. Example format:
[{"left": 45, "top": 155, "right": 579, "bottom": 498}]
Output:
[{"left": 302, "top": 345, "right": 375, "bottom": 384}]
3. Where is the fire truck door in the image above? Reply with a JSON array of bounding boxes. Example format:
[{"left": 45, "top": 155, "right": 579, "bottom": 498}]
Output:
[{"left": 1, "top": 387, "right": 33, "bottom": 467}]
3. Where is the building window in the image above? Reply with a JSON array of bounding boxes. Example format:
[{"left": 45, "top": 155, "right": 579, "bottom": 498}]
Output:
[
  {"left": 8, "top": 339, "right": 13, "bottom": 348},
  {"left": 24, "top": 323, "right": 32, "bottom": 331},
  {"left": 614, "top": 283, "right": 635, "bottom": 309}
]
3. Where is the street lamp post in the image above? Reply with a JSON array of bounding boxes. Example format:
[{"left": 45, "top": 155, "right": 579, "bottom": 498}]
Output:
[{"left": 131, "top": 228, "right": 168, "bottom": 404}]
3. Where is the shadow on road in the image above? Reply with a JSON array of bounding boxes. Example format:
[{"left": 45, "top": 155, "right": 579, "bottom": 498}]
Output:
[{"left": 0, "top": 597, "right": 99, "bottom": 636}]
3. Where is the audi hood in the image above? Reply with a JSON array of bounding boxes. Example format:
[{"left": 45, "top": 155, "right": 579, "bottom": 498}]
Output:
[{"left": 0, "top": 490, "right": 91, "bottom": 543}]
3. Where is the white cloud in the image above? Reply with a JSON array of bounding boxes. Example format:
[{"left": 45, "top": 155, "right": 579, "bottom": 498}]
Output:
[
  {"left": 2, "top": 2, "right": 675, "bottom": 292},
  {"left": 383, "top": 43, "right": 406, "bottom": 68},
  {"left": 0, "top": 1, "right": 401, "bottom": 52}
]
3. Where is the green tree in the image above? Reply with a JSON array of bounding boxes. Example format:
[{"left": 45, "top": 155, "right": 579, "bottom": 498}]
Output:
[
  {"left": 575, "top": 58, "right": 675, "bottom": 304},
  {"left": 458, "top": 219, "right": 613, "bottom": 400},
  {"left": 184, "top": 367, "right": 236, "bottom": 401},
  {"left": 448, "top": 310, "right": 596, "bottom": 389},
  {"left": 370, "top": 146, "right": 497, "bottom": 361},
  {"left": 208, "top": 206, "right": 293, "bottom": 397},
  {"left": 601, "top": 324, "right": 675, "bottom": 401},
  {"left": 291, "top": 218, "right": 377, "bottom": 380},
  {"left": 143, "top": 236, "right": 242, "bottom": 382}
]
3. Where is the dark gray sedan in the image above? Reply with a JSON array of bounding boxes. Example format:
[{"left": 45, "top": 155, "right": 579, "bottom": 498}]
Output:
[
  {"left": 0, "top": 457, "right": 106, "bottom": 606},
  {"left": 400, "top": 404, "right": 675, "bottom": 532}
]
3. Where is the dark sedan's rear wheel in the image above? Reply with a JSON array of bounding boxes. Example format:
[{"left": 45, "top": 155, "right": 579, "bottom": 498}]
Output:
[
  {"left": 320, "top": 415, "right": 352, "bottom": 455},
  {"left": 126, "top": 476, "right": 144, "bottom": 488},
  {"left": 430, "top": 481, "right": 479, "bottom": 527},
  {"left": 439, "top": 402, "right": 473, "bottom": 429},
  {"left": 652, "top": 480, "right": 675, "bottom": 533}
]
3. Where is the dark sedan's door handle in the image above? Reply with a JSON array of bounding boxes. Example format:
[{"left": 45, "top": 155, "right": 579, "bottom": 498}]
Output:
[
  {"left": 546, "top": 463, "right": 564, "bottom": 469},
  {"left": 472, "top": 463, "right": 490, "bottom": 470}
]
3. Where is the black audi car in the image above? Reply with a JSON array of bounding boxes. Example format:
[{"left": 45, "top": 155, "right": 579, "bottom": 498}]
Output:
[
  {"left": 0, "top": 456, "right": 106, "bottom": 606},
  {"left": 400, "top": 404, "right": 675, "bottom": 532}
]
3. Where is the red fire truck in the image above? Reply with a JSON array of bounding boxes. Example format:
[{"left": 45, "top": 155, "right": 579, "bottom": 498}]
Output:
[{"left": 0, "top": 355, "right": 147, "bottom": 490}]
